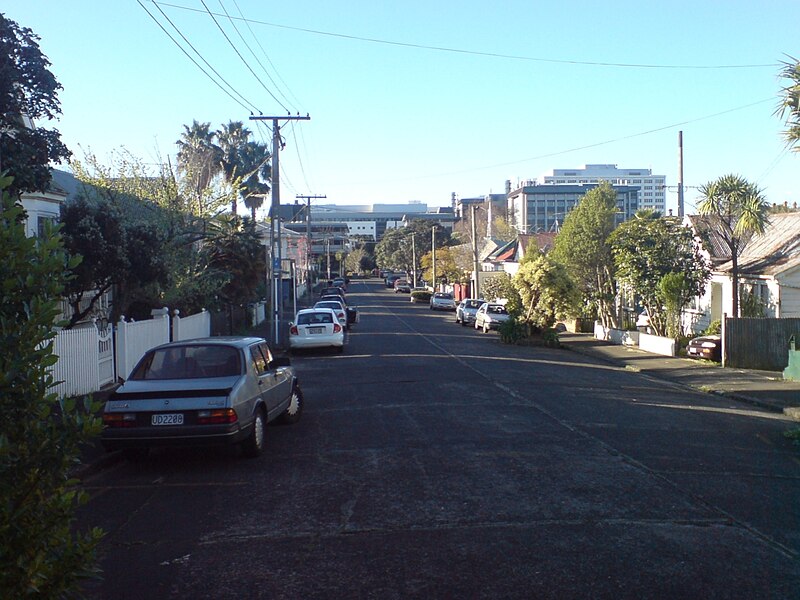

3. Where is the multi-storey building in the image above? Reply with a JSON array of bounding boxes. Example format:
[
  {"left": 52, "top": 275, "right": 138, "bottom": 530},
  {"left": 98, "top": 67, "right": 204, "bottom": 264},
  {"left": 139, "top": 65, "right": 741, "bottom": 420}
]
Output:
[
  {"left": 542, "top": 164, "right": 666, "bottom": 214},
  {"left": 507, "top": 181, "right": 639, "bottom": 234}
]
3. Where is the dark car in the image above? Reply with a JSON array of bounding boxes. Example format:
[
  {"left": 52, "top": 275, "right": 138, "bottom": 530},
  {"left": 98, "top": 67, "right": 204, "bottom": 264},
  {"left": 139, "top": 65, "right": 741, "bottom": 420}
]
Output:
[
  {"left": 687, "top": 334, "right": 722, "bottom": 361},
  {"left": 101, "top": 337, "right": 303, "bottom": 458}
]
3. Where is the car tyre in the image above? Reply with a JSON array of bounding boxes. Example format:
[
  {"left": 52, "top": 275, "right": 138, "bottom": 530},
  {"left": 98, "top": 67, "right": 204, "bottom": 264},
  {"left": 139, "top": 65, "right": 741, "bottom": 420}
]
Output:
[
  {"left": 241, "top": 408, "right": 266, "bottom": 457},
  {"left": 278, "top": 386, "right": 304, "bottom": 425}
]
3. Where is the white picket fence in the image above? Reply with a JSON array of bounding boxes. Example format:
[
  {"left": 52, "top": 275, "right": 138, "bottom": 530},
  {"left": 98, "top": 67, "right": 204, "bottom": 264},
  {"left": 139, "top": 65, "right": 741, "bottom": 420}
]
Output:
[{"left": 49, "top": 307, "right": 211, "bottom": 398}]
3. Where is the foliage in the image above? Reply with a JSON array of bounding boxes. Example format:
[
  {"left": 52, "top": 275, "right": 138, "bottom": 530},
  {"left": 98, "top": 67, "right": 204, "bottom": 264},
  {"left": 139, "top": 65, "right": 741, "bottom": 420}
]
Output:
[
  {"left": 420, "top": 245, "right": 462, "bottom": 285},
  {"left": 215, "top": 121, "right": 271, "bottom": 219},
  {"left": 739, "top": 286, "right": 766, "bottom": 317},
  {"left": 203, "top": 215, "right": 265, "bottom": 306},
  {"left": 697, "top": 174, "right": 769, "bottom": 317},
  {"left": 610, "top": 212, "right": 710, "bottom": 337},
  {"left": 410, "top": 290, "right": 432, "bottom": 303},
  {"left": 550, "top": 182, "right": 619, "bottom": 329},
  {"left": 59, "top": 196, "right": 168, "bottom": 325},
  {"left": 0, "top": 14, "right": 71, "bottom": 198},
  {"left": 775, "top": 55, "right": 800, "bottom": 152},
  {"left": 374, "top": 220, "right": 452, "bottom": 275},
  {"left": 498, "top": 315, "right": 528, "bottom": 344},
  {"left": 512, "top": 249, "right": 579, "bottom": 330},
  {"left": 345, "top": 245, "right": 375, "bottom": 274},
  {"left": 481, "top": 274, "right": 522, "bottom": 315},
  {"left": 704, "top": 319, "right": 721, "bottom": 336},
  {"left": 0, "top": 175, "right": 103, "bottom": 597},
  {"left": 492, "top": 215, "right": 518, "bottom": 243}
]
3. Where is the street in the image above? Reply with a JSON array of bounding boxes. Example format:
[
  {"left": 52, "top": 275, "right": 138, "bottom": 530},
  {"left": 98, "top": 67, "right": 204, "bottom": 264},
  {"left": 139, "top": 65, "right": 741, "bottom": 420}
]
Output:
[{"left": 78, "top": 279, "right": 800, "bottom": 599}]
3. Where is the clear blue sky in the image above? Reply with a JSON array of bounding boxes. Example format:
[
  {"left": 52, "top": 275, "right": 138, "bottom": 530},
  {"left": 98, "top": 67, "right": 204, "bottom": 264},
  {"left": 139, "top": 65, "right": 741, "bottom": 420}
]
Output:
[{"left": 4, "top": 1, "right": 799, "bottom": 217}]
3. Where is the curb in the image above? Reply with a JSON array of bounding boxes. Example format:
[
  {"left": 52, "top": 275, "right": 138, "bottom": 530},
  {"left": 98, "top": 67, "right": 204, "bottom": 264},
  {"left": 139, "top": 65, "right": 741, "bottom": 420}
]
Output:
[{"left": 560, "top": 342, "right": 794, "bottom": 417}]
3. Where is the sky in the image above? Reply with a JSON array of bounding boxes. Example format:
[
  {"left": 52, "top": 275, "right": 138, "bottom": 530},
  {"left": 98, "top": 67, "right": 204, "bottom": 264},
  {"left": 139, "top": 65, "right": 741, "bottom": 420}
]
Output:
[{"left": 4, "top": 1, "right": 799, "bottom": 218}]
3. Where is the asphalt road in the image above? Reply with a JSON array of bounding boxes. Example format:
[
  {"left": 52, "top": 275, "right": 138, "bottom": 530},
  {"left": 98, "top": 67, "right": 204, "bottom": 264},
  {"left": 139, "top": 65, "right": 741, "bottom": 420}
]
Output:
[{"left": 77, "top": 279, "right": 800, "bottom": 599}]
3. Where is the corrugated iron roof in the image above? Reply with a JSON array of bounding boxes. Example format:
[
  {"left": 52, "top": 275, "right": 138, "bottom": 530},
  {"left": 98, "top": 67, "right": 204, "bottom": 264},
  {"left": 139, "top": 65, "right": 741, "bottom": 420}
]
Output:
[{"left": 716, "top": 212, "right": 800, "bottom": 276}]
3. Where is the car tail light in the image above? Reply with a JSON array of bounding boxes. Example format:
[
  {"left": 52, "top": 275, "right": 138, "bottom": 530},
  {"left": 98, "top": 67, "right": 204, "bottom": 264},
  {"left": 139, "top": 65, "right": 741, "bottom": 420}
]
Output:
[
  {"left": 333, "top": 323, "right": 342, "bottom": 333},
  {"left": 103, "top": 413, "right": 137, "bottom": 428},
  {"left": 289, "top": 325, "right": 298, "bottom": 335},
  {"left": 196, "top": 409, "right": 238, "bottom": 425}
]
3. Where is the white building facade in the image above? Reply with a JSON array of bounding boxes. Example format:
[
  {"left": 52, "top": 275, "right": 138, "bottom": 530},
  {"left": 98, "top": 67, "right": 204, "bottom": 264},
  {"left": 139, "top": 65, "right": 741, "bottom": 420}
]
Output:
[{"left": 543, "top": 164, "right": 666, "bottom": 214}]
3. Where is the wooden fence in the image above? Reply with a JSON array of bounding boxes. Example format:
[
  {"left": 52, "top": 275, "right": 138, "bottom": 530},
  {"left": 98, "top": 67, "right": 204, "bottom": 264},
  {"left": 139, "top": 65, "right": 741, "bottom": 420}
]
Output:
[{"left": 724, "top": 317, "right": 800, "bottom": 371}]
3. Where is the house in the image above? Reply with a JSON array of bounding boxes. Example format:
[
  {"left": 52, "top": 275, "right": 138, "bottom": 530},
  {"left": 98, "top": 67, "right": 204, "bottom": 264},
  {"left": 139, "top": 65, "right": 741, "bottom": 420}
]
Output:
[{"left": 685, "top": 213, "right": 800, "bottom": 333}]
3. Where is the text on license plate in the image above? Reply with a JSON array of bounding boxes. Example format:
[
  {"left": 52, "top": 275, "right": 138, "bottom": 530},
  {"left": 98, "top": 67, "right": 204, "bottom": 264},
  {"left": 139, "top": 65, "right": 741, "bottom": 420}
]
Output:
[
  {"left": 308, "top": 327, "right": 324, "bottom": 334},
  {"left": 152, "top": 413, "right": 184, "bottom": 426}
]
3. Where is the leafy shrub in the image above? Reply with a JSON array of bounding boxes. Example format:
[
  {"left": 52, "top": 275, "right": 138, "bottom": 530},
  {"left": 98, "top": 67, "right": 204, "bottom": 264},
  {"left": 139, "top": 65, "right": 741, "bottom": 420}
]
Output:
[
  {"left": 0, "top": 176, "right": 103, "bottom": 597},
  {"left": 704, "top": 319, "right": 721, "bottom": 335},
  {"left": 410, "top": 290, "right": 432, "bottom": 303},
  {"left": 499, "top": 315, "right": 528, "bottom": 344}
]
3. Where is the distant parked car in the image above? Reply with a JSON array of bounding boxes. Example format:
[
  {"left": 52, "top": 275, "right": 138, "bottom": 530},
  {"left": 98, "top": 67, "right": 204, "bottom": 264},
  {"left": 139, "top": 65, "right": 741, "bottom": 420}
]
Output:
[
  {"left": 385, "top": 274, "right": 403, "bottom": 288},
  {"left": 314, "top": 300, "right": 349, "bottom": 329},
  {"left": 456, "top": 298, "right": 485, "bottom": 326},
  {"left": 430, "top": 292, "right": 457, "bottom": 311},
  {"left": 394, "top": 279, "right": 412, "bottom": 293},
  {"left": 101, "top": 337, "right": 302, "bottom": 459},
  {"left": 474, "top": 302, "right": 510, "bottom": 332},
  {"left": 290, "top": 308, "right": 345, "bottom": 353},
  {"left": 687, "top": 334, "right": 722, "bottom": 361}
]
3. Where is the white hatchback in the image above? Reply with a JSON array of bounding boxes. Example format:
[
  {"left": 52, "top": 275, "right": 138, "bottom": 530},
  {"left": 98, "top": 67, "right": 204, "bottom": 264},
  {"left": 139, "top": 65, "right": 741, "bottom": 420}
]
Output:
[{"left": 289, "top": 308, "right": 345, "bottom": 352}]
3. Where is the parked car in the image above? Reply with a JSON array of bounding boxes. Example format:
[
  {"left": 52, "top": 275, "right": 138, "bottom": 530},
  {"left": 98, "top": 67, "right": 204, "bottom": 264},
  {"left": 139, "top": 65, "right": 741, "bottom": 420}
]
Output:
[
  {"left": 430, "top": 292, "right": 457, "bottom": 311},
  {"left": 320, "top": 286, "right": 346, "bottom": 301},
  {"left": 385, "top": 274, "right": 403, "bottom": 288},
  {"left": 101, "top": 337, "right": 302, "bottom": 458},
  {"left": 332, "top": 277, "right": 347, "bottom": 290},
  {"left": 290, "top": 308, "right": 345, "bottom": 353},
  {"left": 318, "top": 294, "right": 358, "bottom": 326},
  {"left": 687, "top": 334, "right": 722, "bottom": 361},
  {"left": 394, "top": 279, "right": 412, "bottom": 293},
  {"left": 314, "top": 300, "right": 348, "bottom": 329},
  {"left": 456, "top": 298, "right": 485, "bottom": 326},
  {"left": 474, "top": 302, "right": 510, "bottom": 332}
]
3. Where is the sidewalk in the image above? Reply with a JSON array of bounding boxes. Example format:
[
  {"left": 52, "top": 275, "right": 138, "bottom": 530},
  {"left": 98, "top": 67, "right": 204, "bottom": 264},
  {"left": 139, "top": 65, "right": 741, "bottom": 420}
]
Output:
[{"left": 558, "top": 332, "right": 800, "bottom": 418}]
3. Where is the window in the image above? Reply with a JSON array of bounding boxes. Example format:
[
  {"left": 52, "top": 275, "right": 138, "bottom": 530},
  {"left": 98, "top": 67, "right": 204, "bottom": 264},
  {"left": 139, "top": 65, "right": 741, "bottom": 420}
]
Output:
[
  {"left": 250, "top": 345, "right": 269, "bottom": 375},
  {"left": 37, "top": 215, "right": 57, "bottom": 238}
]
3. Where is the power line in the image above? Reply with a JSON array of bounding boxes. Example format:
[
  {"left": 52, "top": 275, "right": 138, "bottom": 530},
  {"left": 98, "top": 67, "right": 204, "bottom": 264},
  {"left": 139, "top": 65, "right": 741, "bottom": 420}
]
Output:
[
  {"left": 227, "top": 0, "right": 301, "bottom": 110},
  {"left": 150, "top": 1, "right": 778, "bottom": 70},
  {"left": 137, "top": 0, "right": 260, "bottom": 113},
  {"left": 199, "top": 0, "right": 289, "bottom": 112}
]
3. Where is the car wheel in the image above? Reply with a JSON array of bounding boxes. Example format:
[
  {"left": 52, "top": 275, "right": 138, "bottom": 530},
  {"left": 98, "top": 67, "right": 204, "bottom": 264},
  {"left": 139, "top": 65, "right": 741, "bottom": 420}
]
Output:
[
  {"left": 461, "top": 319, "right": 467, "bottom": 327},
  {"left": 278, "top": 386, "right": 304, "bottom": 425},
  {"left": 241, "top": 408, "right": 266, "bottom": 457}
]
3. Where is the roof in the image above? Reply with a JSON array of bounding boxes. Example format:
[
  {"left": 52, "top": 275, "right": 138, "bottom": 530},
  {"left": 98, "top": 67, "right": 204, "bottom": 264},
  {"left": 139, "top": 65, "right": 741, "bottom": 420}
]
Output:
[
  {"left": 716, "top": 213, "right": 800, "bottom": 277},
  {"left": 685, "top": 215, "right": 736, "bottom": 264},
  {"left": 518, "top": 233, "right": 557, "bottom": 257}
]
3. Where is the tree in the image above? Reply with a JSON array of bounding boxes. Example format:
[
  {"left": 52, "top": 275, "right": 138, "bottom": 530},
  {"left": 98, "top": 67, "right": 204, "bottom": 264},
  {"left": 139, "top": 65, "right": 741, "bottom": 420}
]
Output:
[
  {"left": 59, "top": 196, "right": 168, "bottom": 325},
  {"left": 176, "top": 120, "right": 221, "bottom": 215},
  {"left": 512, "top": 250, "right": 579, "bottom": 331},
  {"left": 610, "top": 211, "right": 710, "bottom": 337},
  {"left": 0, "top": 14, "right": 71, "bottom": 197},
  {"left": 775, "top": 55, "right": 800, "bottom": 152},
  {"left": 374, "top": 220, "right": 451, "bottom": 275},
  {"left": 492, "top": 216, "right": 518, "bottom": 243},
  {"left": 0, "top": 175, "right": 103, "bottom": 597},
  {"left": 420, "top": 245, "right": 461, "bottom": 285},
  {"left": 204, "top": 214, "right": 265, "bottom": 307},
  {"left": 550, "top": 182, "right": 619, "bottom": 328},
  {"left": 482, "top": 273, "right": 522, "bottom": 316},
  {"left": 215, "top": 121, "right": 271, "bottom": 219},
  {"left": 697, "top": 174, "right": 769, "bottom": 317}
]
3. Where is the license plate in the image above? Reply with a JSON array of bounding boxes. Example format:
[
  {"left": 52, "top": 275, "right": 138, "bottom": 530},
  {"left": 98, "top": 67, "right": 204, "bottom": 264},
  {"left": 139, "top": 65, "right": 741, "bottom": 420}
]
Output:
[
  {"left": 152, "top": 413, "right": 184, "bottom": 426},
  {"left": 308, "top": 327, "right": 324, "bottom": 334}
]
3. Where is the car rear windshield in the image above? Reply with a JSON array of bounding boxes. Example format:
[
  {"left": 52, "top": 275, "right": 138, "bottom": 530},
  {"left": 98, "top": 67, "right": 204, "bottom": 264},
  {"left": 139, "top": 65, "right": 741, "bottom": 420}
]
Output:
[
  {"left": 435, "top": 293, "right": 452, "bottom": 299},
  {"left": 298, "top": 312, "right": 334, "bottom": 325},
  {"left": 130, "top": 345, "right": 241, "bottom": 380}
]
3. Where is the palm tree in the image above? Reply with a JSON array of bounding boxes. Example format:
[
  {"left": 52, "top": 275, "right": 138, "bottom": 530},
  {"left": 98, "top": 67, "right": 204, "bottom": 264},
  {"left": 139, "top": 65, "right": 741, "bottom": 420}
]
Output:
[
  {"left": 176, "top": 121, "right": 221, "bottom": 215},
  {"left": 240, "top": 140, "right": 271, "bottom": 221},
  {"left": 775, "top": 56, "right": 800, "bottom": 152},
  {"left": 216, "top": 121, "right": 251, "bottom": 215},
  {"left": 697, "top": 174, "right": 769, "bottom": 317}
]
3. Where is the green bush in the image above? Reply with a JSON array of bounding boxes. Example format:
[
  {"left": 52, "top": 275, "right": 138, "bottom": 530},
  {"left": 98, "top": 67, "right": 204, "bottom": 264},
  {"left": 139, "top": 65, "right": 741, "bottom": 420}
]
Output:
[
  {"left": 410, "top": 290, "right": 432, "bottom": 303},
  {"left": 0, "top": 176, "right": 103, "bottom": 597},
  {"left": 499, "top": 315, "right": 528, "bottom": 344},
  {"left": 704, "top": 319, "right": 721, "bottom": 336}
]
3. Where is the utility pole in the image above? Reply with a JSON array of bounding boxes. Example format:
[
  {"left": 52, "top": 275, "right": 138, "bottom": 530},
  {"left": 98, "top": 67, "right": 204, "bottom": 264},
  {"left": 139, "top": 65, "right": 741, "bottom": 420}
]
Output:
[
  {"left": 249, "top": 114, "right": 310, "bottom": 347},
  {"left": 431, "top": 226, "right": 437, "bottom": 292},
  {"left": 471, "top": 204, "right": 480, "bottom": 299},
  {"left": 411, "top": 233, "right": 417, "bottom": 288},
  {"left": 296, "top": 193, "right": 326, "bottom": 301},
  {"left": 677, "top": 130, "right": 685, "bottom": 218}
]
